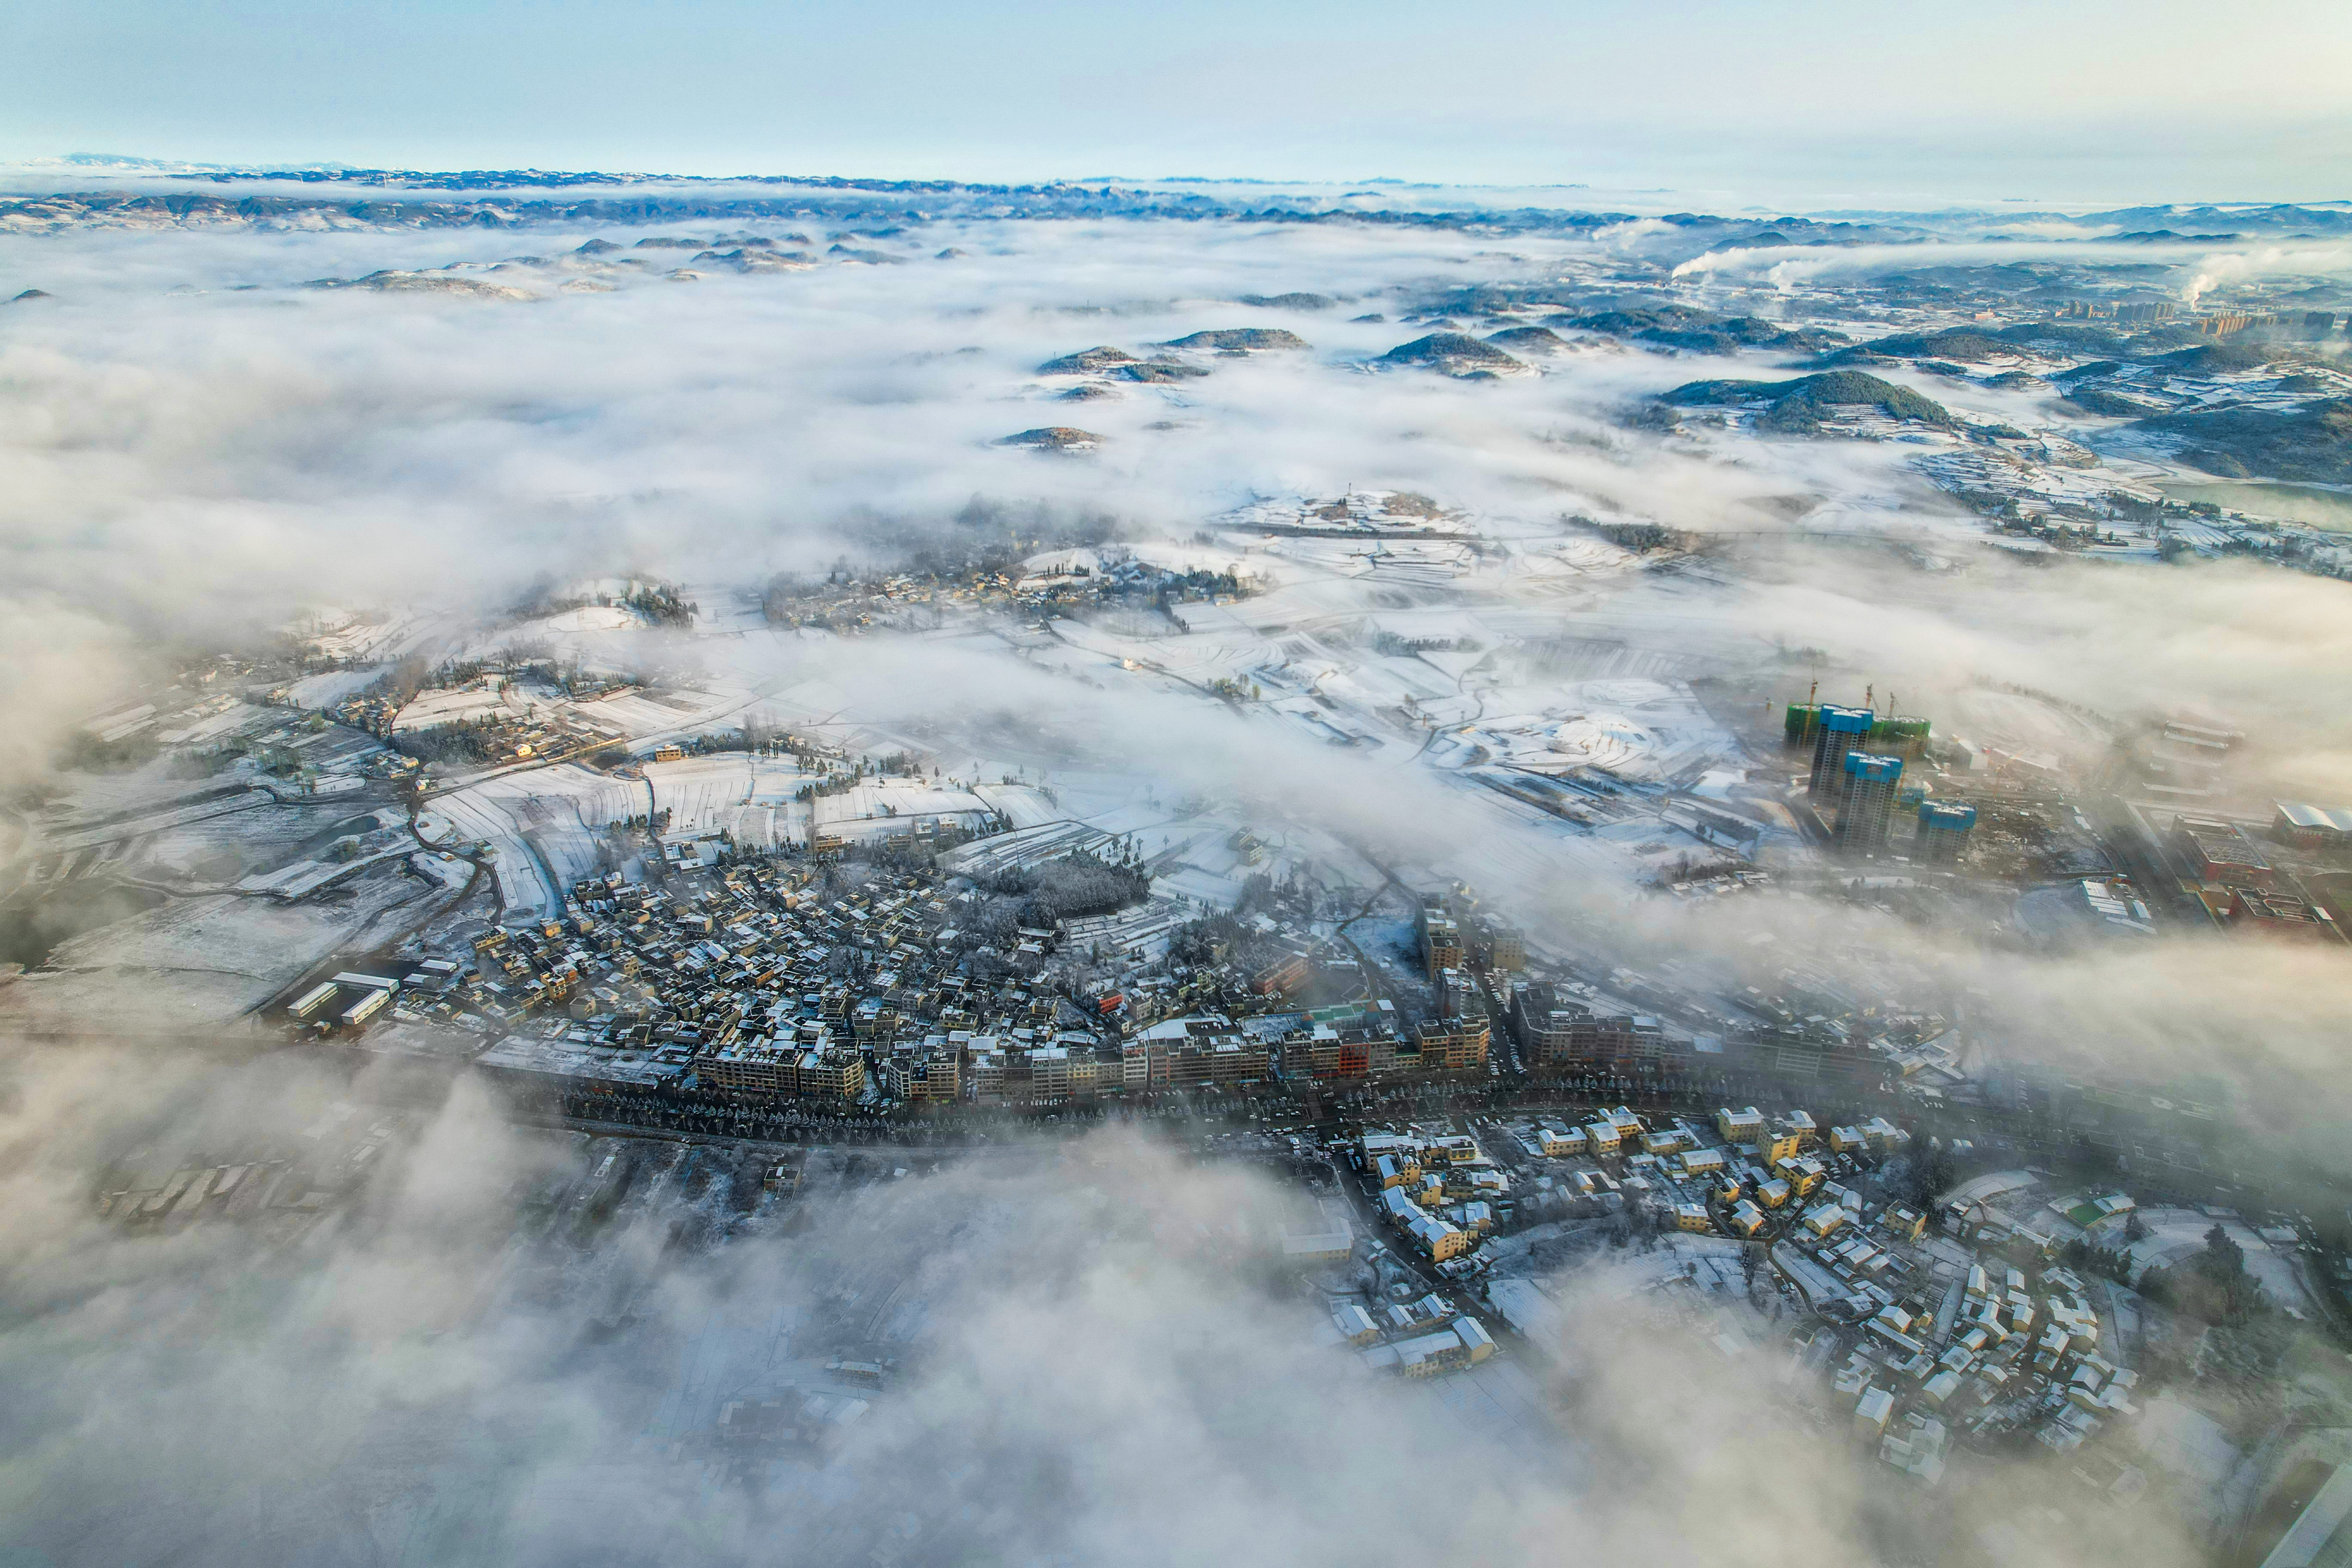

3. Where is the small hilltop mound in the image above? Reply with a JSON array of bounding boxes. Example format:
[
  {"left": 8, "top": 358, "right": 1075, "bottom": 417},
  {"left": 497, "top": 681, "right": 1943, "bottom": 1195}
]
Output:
[
  {"left": 306, "top": 270, "right": 537, "bottom": 301},
  {"left": 2152, "top": 341, "right": 2305, "bottom": 376},
  {"left": 1377, "top": 333, "right": 1528, "bottom": 378},
  {"left": 1819, "top": 329, "right": 2015, "bottom": 366},
  {"left": 1113, "top": 358, "right": 1210, "bottom": 382},
  {"left": 692, "top": 248, "right": 819, "bottom": 273},
  {"left": 1038, "top": 346, "right": 1140, "bottom": 375},
  {"left": 2064, "top": 384, "right": 2162, "bottom": 416},
  {"left": 2137, "top": 399, "right": 2352, "bottom": 484},
  {"left": 1486, "top": 325, "right": 1566, "bottom": 354},
  {"left": 998, "top": 427, "right": 1105, "bottom": 452},
  {"left": 1662, "top": 370, "right": 1954, "bottom": 432},
  {"left": 1565, "top": 306, "right": 1842, "bottom": 355},
  {"left": 1160, "top": 328, "right": 1309, "bottom": 352}
]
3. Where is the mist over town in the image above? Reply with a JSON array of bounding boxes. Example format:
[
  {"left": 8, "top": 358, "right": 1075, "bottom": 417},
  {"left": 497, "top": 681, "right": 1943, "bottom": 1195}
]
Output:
[{"left": 6, "top": 26, "right": 2352, "bottom": 1564}]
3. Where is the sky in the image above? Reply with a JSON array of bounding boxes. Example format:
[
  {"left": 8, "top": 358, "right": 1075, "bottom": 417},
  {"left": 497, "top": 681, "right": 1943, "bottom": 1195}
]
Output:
[{"left": 10, "top": 0, "right": 2352, "bottom": 205}]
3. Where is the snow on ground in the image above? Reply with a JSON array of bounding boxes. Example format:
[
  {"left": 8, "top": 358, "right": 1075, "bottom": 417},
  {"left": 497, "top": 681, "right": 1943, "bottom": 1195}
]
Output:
[
  {"left": 393, "top": 680, "right": 516, "bottom": 731},
  {"left": 1938, "top": 686, "right": 2106, "bottom": 763},
  {"left": 409, "top": 850, "right": 474, "bottom": 890},
  {"left": 430, "top": 764, "right": 638, "bottom": 916},
  {"left": 154, "top": 701, "right": 274, "bottom": 746},
  {"left": 1487, "top": 1277, "right": 1568, "bottom": 1345},
  {"left": 973, "top": 784, "right": 1063, "bottom": 830},
  {"left": 11, "top": 870, "right": 438, "bottom": 1027},
  {"left": 2132, "top": 1394, "right": 2242, "bottom": 1499},
  {"left": 1456, "top": 677, "right": 1745, "bottom": 787},
  {"left": 2107, "top": 1207, "right": 2319, "bottom": 1318},
  {"left": 1154, "top": 866, "right": 1246, "bottom": 911},
  {"left": 1164, "top": 600, "right": 1263, "bottom": 638},
  {"left": 812, "top": 779, "right": 994, "bottom": 849},
  {"left": 1390, "top": 1350, "right": 1559, "bottom": 1449},
  {"left": 689, "top": 599, "right": 773, "bottom": 636},
  {"left": 1541, "top": 711, "right": 1658, "bottom": 771},
  {"left": 542, "top": 604, "right": 639, "bottom": 633},
  {"left": 645, "top": 754, "right": 789, "bottom": 818},
  {"left": 296, "top": 608, "right": 441, "bottom": 665},
  {"left": 279, "top": 669, "right": 383, "bottom": 710},
  {"left": 569, "top": 687, "right": 744, "bottom": 741},
  {"left": 944, "top": 821, "right": 1117, "bottom": 878},
  {"left": 238, "top": 845, "right": 415, "bottom": 900}
]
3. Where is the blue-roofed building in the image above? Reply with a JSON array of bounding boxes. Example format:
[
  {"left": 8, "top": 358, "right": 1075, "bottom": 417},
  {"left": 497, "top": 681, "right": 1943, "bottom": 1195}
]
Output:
[
  {"left": 1808, "top": 705, "right": 1877, "bottom": 808},
  {"left": 1834, "top": 751, "right": 1904, "bottom": 854},
  {"left": 1917, "top": 800, "right": 1978, "bottom": 863}
]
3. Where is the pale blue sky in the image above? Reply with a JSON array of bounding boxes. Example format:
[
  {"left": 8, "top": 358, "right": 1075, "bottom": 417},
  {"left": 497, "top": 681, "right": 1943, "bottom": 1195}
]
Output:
[{"left": 12, "top": 0, "right": 2352, "bottom": 205}]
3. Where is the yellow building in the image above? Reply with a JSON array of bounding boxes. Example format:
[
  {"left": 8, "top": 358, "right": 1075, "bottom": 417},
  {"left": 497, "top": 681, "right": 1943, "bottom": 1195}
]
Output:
[
  {"left": 1538, "top": 1126, "right": 1587, "bottom": 1159},
  {"left": 1392, "top": 1325, "right": 1479, "bottom": 1377},
  {"left": 1758, "top": 1126, "right": 1804, "bottom": 1167},
  {"left": 1828, "top": 1125, "right": 1867, "bottom": 1155},
  {"left": 1673, "top": 1203, "right": 1713, "bottom": 1233},
  {"left": 1408, "top": 1214, "right": 1470, "bottom": 1262},
  {"left": 1676, "top": 1147, "right": 1728, "bottom": 1179},
  {"left": 1716, "top": 1106, "right": 1764, "bottom": 1143},
  {"left": 1776, "top": 1155, "right": 1828, "bottom": 1197},
  {"left": 1331, "top": 1304, "right": 1381, "bottom": 1346},
  {"left": 796, "top": 1047, "right": 865, "bottom": 1101},
  {"left": 698, "top": 1037, "right": 800, "bottom": 1098},
  {"left": 1800, "top": 1201, "right": 1848, "bottom": 1239},
  {"left": 1879, "top": 1204, "right": 1927, "bottom": 1243},
  {"left": 1414, "top": 1017, "right": 1491, "bottom": 1073},
  {"left": 903, "top": 1051, "right": 960, "bottom": 1104}
]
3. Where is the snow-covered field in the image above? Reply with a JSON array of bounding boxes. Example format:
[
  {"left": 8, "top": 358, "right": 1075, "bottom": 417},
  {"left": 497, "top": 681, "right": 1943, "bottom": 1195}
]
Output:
[{"left": 429, "top": 763, "right": 639, "bottom": 916}]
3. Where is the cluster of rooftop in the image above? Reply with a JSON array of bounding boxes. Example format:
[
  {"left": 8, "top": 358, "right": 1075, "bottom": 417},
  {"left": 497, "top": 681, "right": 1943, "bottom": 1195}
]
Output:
[{"left": 322, "top": 855, "right": 1510, "bottom": 1114}]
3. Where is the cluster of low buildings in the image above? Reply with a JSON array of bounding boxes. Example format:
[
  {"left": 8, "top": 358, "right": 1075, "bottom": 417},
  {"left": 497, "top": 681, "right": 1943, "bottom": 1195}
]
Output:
[
  {"left": 2170, "top": 812, "right": 2347, "bottom": 944},
  {"left": 1363, "top": 1129, "right": 1513, "bottom": 1269},
  {"left": 91, "top": 1103, "right": 412, "bottom": 1237},
  {"left": 762, "top": 549, "right": 1255, "bottom": 635},
  {"left": 1504, "top": 976, "right": 1923, "bottom": 1090},
  {"left": 1329, "top": 1290, "right": 1499, "bottom": 1378},
  {"left": 1415, "top": 885, "right": 1936, "bottom": 1092},
  {"left": 1733, "top": 1167, "right": 2160, "bottom": 1486},
  {"left": 1545, "top": 1103, "right": 1903, "bottom": 1238},
  {"left": 1359, "top": 1102, "right": 1912, "bottom": 1276},
  {"left": 441, "top": 863, "right": 1112, "bottom": 1107},
  {"left": 1836, "top": 1258, "right": 2140, "bottom": 1479},
  {"left": 340, "top": 853, "right": 1507, "bottom": 1112},
  {"left": 307, "top": 842, "right": 2015, "bottom": 1124},
  {"left": 336, "top": 667, "right": 633, "bottom": 769}
]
